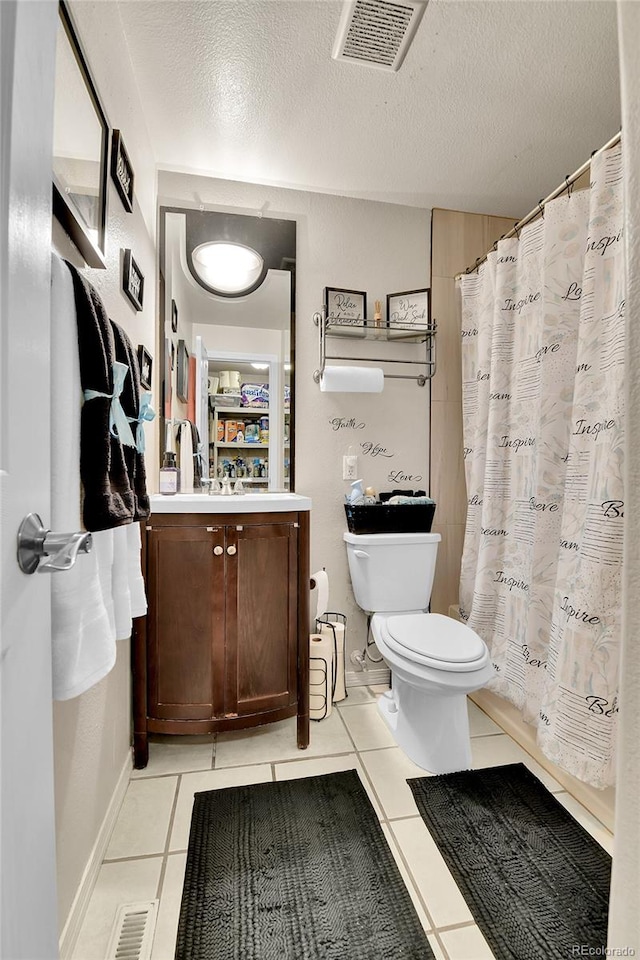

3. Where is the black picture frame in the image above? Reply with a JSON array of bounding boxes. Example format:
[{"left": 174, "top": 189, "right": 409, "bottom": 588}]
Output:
[
  {"left": 386, "top": 288, "right": 430, "bottom": 331},
  {"left": 171, "top": 299, "right": 178, "bottom": 333},
  {"left": 122, "top": 248, "right": 144, "bottom": 311},
  {"left": 177, "top": 339, "right": 189, "bottom": 403},
  {"left": 323, "top": 287, "right": 367, "bottom": 336},
  {"left": 52, "top": 1, "right": 109, "bottom": 269},
  {"left": 137, "top": 345, "right": 152, "bottom": 390},
  {"left": 111, "top": 130, "right": 134, "bottom": 213},
  {"left": 171, "top": 340, "right": 175, "bottom": 371}
]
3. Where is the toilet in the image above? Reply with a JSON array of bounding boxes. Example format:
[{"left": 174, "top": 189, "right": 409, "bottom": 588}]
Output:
[{"left": 344, "top": 530, "right": 493, "bottom": 774}]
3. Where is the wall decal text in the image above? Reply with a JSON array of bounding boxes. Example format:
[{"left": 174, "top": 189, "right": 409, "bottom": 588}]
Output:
[
  {"left": 328, "top": 417, "right": 366, "bottom": 431},
  {"left": 360, "top": 441, "right": 393, "bottom": 458}
]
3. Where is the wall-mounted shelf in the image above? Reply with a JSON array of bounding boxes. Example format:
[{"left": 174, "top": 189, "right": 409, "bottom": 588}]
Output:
[
  {"left": 324, "top": 320, "right": 434, "bottom": 343},
  {"left": 312, "top": 310, "right": 436, "bottom": 387}
]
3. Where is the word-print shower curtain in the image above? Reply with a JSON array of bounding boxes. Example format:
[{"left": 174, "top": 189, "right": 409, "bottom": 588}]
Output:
[{"left": 458, "top": 143, "right": 624, "bottom": 788}]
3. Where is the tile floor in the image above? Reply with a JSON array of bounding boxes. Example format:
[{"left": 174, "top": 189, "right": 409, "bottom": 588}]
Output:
[{"left": 72, "top": 686, "right": 614, "bottom": 960}]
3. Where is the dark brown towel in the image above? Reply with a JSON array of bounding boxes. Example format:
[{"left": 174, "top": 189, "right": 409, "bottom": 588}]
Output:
[
  {"left": 64, "top": 261, "right": 135, "bottom": 531},
  {"left": 110, "top": 320, "right": 151, "bottom": 520}
]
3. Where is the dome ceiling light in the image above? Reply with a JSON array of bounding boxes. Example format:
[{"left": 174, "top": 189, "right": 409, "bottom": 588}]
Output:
[{"left": 191, "top": 241, "right": 265, "bottom": 296}]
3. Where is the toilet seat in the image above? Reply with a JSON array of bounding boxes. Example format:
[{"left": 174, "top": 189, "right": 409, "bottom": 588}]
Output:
[{"left": 381, "top": 613, "right": 489, "bottom": 673}]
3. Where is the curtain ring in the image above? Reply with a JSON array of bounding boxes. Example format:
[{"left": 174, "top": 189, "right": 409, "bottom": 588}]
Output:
[
  {"left": 513, "top": 222, "right": 520, "bottom": 239},
  {"left": 492, "top": 240, "right": 498, "bottom": 252},
  {"left": 565, "top": 175, "right": 573, "bottom": 198},
  {"left": 538, "top": 200, "right": 545, "bottom": 219},
  {"left": 475, "top": 257, "right": 481, "bottom": 273}
]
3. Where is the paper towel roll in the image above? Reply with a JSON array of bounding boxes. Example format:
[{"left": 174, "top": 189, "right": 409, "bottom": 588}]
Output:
[
  {"left": 309, "top": 633, "right": 333, "bottom": 720},
  {"left": 320, "top": 365, "right": 384, "bottom": 393},
  {"left": 319, "top": 621, "right": 347, "bottom": 703},
  {"left": 311, "top": 569, "right": 329, "bottom": 621}
]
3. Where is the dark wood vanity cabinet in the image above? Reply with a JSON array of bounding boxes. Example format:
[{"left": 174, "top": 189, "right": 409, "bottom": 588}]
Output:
[{"left": 132, "top": 510, "right": 310, "bottom": 768}]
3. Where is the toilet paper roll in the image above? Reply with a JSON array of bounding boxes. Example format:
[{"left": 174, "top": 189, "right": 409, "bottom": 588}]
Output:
[
  {"left": 309, "top": 633, "right": 333, "bottom": 720},
  {"left": 311, "top": 569, "right": 329, "bottom": 621},
  {"left": 319, "top": 621, "right": 347, "bottom": 703},
  {"left": 320, "top": 365, "right": 384, "bottom": 393}
]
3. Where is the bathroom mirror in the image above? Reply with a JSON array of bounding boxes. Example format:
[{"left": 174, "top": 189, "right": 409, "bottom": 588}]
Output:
[
  {"left": 52, "top": 1, "right": 109, "bottom": 268},
  {"left": 159, "top": 206, "right": 296, "bottom": 491}
]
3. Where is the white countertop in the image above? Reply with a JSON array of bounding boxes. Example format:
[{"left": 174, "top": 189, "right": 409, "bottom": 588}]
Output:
[{"left": 150, "top": 492, "right": 311, "bottom": 514}]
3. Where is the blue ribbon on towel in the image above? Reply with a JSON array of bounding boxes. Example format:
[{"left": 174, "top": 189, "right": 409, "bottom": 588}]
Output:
[
  {"left": 128, "top": 391, "right": 155, "bottom": 454},
  {"left": 84, "top": 361, "right": 136, "bottom": 448}
]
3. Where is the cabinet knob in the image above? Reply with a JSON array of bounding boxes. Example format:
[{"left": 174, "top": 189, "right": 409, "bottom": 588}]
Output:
[
  {"left": 227, "top": 545, "right": 237, "bottom": 556},
  {"left": 213, "top": 545, "right": 224, "bottom": 556}
]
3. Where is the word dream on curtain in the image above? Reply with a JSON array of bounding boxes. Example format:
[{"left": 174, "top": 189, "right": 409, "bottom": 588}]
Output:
[{"left": 458, "top": 144, "right": 624, "bottom": 789}]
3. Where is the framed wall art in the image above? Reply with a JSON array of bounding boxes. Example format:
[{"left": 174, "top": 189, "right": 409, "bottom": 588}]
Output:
[
  {"left": 137, "top": 345, "right": 152, "bottom": 390},
  {"left": 386, "top": 288, "right": 430, "bottom": 332},
  {"left": 52, "top": 1, "right": 109, "bottom": 268},
  {"left": 111, "top": 129, "right": 134, "bottom": 213},
  {"left": 122, "top": 248, "right": 144, "bottom": 311},
  {"left": 323, "top": 287, "right": 367, "bottom": 337},
  {"left": 176, "top": 339, "right": 189, "bottom": 403},
  {"left": 171, "top": 299, "right": 178, "bottom": 333}
]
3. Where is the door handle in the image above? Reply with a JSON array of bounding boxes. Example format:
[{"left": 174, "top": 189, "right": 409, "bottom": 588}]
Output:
[
  {"left": 17, "top": 513, "right": 93, "bottom": 574},
  {"left": 353, "top": 549, "right": 369, "bottom": 559},
  {"left": 213, "top": 545, "right": 224, "bottom": 556},
  {"left": 227, "top": 545, "right": 237, "bottom": 556}
]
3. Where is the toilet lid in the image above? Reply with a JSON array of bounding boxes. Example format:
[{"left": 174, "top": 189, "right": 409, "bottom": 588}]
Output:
[{"left": 385, "top": 613, "right": 486, "bottom": 664}]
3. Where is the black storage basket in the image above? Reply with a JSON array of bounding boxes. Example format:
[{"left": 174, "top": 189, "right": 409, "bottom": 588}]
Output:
[{"left": 344, "top": 500, "right": 436, "bottom": 535}]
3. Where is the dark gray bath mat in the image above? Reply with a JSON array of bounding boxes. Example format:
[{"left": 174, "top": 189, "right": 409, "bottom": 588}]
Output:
[
  {"left": 408, "top": 763, "right": 611, "bottom": 960},
  {"left": 175, "top": 769, "right": 433, "bottom": 960}
]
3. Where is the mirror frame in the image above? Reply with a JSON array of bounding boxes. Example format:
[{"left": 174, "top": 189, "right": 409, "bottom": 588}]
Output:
[
  {"left": 52, "top": 1, "right": 109, "bottom": 269},
  {"left": 158, "top": 205, "right": 297, "bottom": 492}
]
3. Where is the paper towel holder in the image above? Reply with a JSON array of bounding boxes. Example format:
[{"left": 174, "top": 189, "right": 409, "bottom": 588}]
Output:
[{"left": 312, "top": 308, "right": 436, "bottom": 387}]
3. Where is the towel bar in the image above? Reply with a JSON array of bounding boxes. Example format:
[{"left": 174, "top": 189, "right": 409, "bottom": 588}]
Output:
[{"left": 312, "top": 309, "right": 436, "bottom": 387}]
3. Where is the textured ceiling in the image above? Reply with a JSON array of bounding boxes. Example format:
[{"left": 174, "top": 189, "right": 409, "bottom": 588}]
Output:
[{"left": 116, "top": 0, "right": 620, "bottom": 216}]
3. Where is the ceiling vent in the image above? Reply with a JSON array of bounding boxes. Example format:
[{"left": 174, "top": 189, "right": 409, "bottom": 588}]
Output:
[{"left": 332, "top": 0, "right": 428, "bottom": 72}]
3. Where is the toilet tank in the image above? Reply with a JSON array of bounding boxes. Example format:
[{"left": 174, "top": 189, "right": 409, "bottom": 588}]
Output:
[{"left": 343, "top": 531, "right": 441, "bottom": 613}]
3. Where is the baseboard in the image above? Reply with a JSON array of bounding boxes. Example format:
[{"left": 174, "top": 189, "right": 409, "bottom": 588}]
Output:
[
  {"left": 58, "top": 752, "right": 133, "bottom": 960},
  {"left": 345, "top": 667, "right": 390, "bottom": 687}
]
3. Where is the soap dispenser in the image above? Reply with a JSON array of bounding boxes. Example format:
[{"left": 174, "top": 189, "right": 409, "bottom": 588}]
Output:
[{"left": 159, "top": 451, "right": 180, "bottom": 495}]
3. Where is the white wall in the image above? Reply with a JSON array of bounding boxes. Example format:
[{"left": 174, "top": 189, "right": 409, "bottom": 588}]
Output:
[
  {"left": 159, "top": 171, "right": 431, "bottom": 664},
  {"left": 51, "top": 0, "right": 157, "bottom": 936},
  {"left": 609, "top": 2, "right": 640, "bottom": 951}
]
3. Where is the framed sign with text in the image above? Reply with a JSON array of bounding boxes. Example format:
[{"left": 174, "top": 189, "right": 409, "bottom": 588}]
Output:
[
  {"left": 137, "top": 345, "right": 152, "bottom": 390},
  {"left": 122, "top": 248, "right": 144, "bottom": 311},
  {"left": 324, "top": 287, "right": 367, "bottom": 336},
  {"left": 386, "top": 288, "right": 430, "bottom": 332},
  {"left": 111, "top": 130, "right": 135, "bottom": 213}
]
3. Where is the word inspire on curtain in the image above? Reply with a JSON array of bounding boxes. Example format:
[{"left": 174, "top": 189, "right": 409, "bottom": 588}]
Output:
[{"left": 458, "top": 144, "right": 624, "bottom": 789}]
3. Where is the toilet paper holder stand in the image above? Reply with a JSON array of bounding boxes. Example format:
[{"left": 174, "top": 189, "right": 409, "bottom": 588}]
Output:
[{"left": 312, "top": 309, "right": 436, "bottom": 387}]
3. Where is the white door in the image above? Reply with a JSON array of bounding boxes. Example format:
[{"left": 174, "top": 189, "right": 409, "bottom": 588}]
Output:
[
  {"left": 0, "top": 2, "right": 59, "bottom": 956},
  {"left": 194, "top": 335, "right": 210, "bottom": 478}
]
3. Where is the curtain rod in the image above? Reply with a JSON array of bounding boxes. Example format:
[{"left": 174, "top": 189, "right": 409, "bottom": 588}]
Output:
[{"left": 456, "top": 129, "right": 622, "bottom": 280}]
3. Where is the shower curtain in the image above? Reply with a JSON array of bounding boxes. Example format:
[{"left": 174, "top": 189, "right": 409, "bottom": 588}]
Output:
[{"left": 458, "top": 143, "right": 624, "bottom": 788}]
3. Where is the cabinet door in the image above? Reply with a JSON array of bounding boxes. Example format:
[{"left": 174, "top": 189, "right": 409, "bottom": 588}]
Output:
[
  {"left": 147, "top": 525, "right": 225, "bottom": 720},
  {"left": 224, "top": 521, "right": 298, "bottom": 718}
]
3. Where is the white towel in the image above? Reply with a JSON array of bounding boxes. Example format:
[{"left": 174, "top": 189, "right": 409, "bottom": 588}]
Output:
[
  {"left": 50, "top": 255, "right": 116, "bottom": 700},
  {"left": 127, "top": 522, "right": 147, "bottom": 618},
  {"left": 178, "top": 421, "right": 194, "bottom": 493}
]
